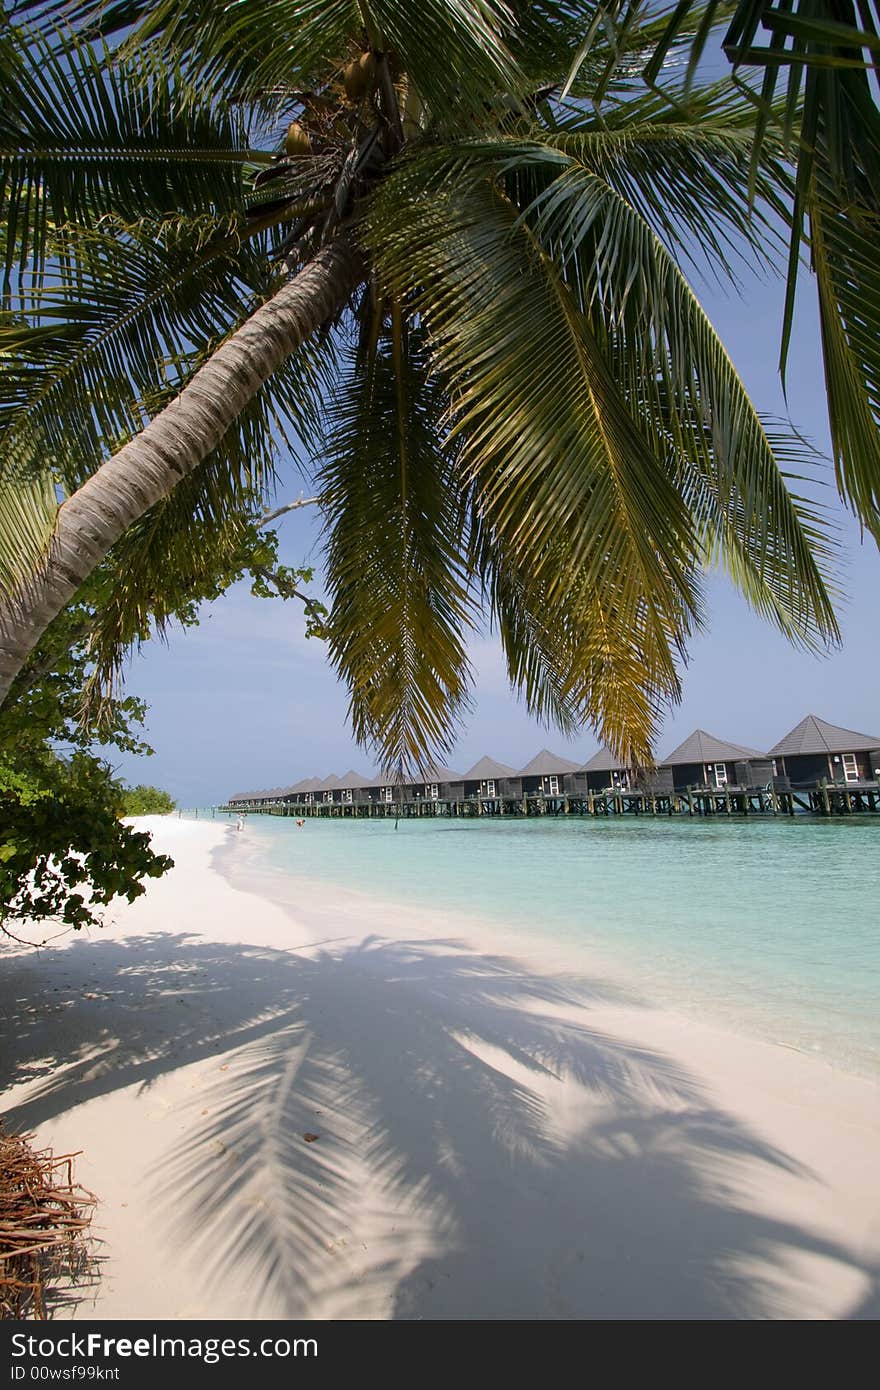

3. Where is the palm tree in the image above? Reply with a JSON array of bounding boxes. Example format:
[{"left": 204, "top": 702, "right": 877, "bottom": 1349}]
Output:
[{"left": 0, "top": 1, "right": 842, "bottom": 772}]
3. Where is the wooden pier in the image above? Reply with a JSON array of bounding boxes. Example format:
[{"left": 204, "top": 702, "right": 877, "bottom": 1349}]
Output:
[{"left": 220, "top": 780, "right": 880, "bottom": 821}]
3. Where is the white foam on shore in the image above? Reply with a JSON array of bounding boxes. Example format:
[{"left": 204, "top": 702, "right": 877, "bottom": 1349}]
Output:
[{"left": 2, "top": 816, "right": 878, "bottom": 1320}]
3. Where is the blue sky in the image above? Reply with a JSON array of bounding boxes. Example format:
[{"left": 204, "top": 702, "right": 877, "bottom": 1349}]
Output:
[{"left": 110, "top": 261, "right": 880, "bottom": 806}]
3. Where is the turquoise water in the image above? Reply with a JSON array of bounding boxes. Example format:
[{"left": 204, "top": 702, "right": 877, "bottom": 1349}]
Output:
[{"left": 209, "top": 812, "right": 880, "bottom": 1077}]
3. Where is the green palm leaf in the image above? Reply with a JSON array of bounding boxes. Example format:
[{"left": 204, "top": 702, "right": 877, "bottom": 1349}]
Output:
[
  {"left": 505, "top": 135, "right": 838, "bottom": 645},
  {"left": 373, "top": 133, "right": 837, "bottom": 647},
  {"left": 478, "top": 526, "right": 687, "bottom": 757},
  {"left": 366, "top": 176, "right": 701, "bottom": 762},
  {"left": 53, "top": 0, "right": 529, "bottom": 120},
  {"left": 808, "top": 176, "right": 880, "bottom": 535},
  {"left": 320, "top": 309, "right": 477, "bottom": 773},
  {"left": 0, "top": 468, "right": 57, "bottom": 602},
  {"left": 0, "top": 22, "right": 265, "bottom": 296},
  {"left": 1, "top": 215, "right": 287, "bottom": 490},
  {"left": 641, "top": 1, "right": 880, "bottom": 536}
]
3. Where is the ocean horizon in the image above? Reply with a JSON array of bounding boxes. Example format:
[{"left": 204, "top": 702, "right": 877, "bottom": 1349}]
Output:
[{"left": 186, "top": 810, "right": 880, "bottom": 1080}]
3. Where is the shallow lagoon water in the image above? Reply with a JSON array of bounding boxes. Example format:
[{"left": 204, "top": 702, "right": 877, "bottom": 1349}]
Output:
[{"left": 206, "top": 812, "right": 880, "bottom": 1077}]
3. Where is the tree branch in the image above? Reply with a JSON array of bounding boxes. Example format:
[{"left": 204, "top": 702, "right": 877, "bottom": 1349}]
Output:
[{"left": 258, "top": 495, "right": 320, "bottom": 527}]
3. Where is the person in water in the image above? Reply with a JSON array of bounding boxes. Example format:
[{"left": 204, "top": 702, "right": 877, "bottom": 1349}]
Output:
[{"left": 237, "top": 814, "right": 244, "bottom": 832}]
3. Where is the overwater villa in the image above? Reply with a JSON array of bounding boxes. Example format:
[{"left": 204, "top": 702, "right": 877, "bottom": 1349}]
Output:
[
  {"left": 660, "top": 729, "right": 775, "bottom": 793},
  {"left": 518, "top": 749, "right": 582, "bottom": 799},
  {"left": 414, "top": 765, "right": 464, "bottom": 803},
  {"left": 460, "top": 756, "right": 519, "bottom": 802},
  {"left": 336, "top": 770, "right": 374, "bottom": 805},
  {"left": 226, "top": 715, "right": 880, "bottom": 818},
  {"left": 580, "top": 747, "right": 632, "bottom": 793},
  {"left": 769, "top": 714, "right": 880, "bottom": 788}
]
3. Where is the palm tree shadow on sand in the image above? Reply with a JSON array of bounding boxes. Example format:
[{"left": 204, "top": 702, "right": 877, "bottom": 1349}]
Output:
[{"left": 2, "top": 929, "right": 871, "bottom": 1319}]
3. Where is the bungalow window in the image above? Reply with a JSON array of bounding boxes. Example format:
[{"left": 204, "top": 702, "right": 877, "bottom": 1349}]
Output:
[
  {"left": 482, "top": 779, "right": 496, "bottom": 797},
  {"left": 341, "top": 789, "right": 352, "bottom": 803},
  {"left": 426, "top": 783, "right": 439, "bottom": 799},
  {"left": 709, "top": 763, "right": 728, "bottom": 787},
  {"left": 842, "top": 753, "right": 859, "bottom": 783},
  {"left": 544, "top": 775, "right": 559, "bottom": 796},
  {"left": 323, "top": 791, "right": 334, "bottom": 803},
  {"left": 381, "top": 786, "right": 393, "bottom": 802}
]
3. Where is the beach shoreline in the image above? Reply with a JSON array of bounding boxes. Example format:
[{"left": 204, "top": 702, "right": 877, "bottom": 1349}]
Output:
[
  {"left": 220, "top": 814, "right": 880, "bottom": 1078},
  {"left": 2, "top": 815, "right": 878, "bottom": 1319}
]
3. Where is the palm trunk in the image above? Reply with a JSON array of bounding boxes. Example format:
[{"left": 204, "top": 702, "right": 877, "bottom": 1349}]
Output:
[{"left": 0, "top": 240, "right": 362, "bottom": 706}]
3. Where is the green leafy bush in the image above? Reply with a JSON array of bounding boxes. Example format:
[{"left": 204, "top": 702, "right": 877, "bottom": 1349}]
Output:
[
  {"left": 0, "top": 754, "right": 172, "bottom": 934},
  {"left": 120, "top": 784, "right": 177, "bottom": 815}
]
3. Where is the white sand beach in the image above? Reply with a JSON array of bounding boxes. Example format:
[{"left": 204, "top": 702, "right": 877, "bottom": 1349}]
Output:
[{"left": 2, "top": 815, "right": 878, "bottom": 1320}]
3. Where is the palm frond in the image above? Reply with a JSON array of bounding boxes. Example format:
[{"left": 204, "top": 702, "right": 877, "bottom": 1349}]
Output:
[
  {"left": 0, "top": 21, "right": 264, "bottom": 297},
  {"left": 637, "top": 0, "right": 880, "bottom": 536},
  {"left": 0, "top": 215, "right": 289, "bottom": 494},
  {"left": 320, "top": 311, "right": 477, "bottom": 775},
  {"left": 483, "top": 546, "right": 584, "bottom": 737},
  {"left": 524, "top": 114, "right": 791, "bottom": 275},
  {"left": 502, "top": 138, "right": 839, "bottom": 645},
  {"left": 366, "top": 176, "right": 703, "bottom": 762},
  {"left": 375, "top": 135, "right": 838, "bottom": 649},
  {"left": 50, "top": 0, "right": 528, "bottom": 121},
  {"left": 375, "top": 105, "right": 790, "bottom": 288},
  {"left": 0, "top": 468, "right": 57, "bottom": 601},
  {"left": 559, "top": 2, "right": 740, "bottom": 103},
  {"left": 808, "top": 176, "right": 880, "bottom": 536},
  {"left": 365, "top": 0, "right": 526, "bottom": 117},
  {"left": 477, "top": 525, "right": 686, "bottom": 756}
]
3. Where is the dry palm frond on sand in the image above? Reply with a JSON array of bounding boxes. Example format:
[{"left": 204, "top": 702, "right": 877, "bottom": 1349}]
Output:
[{"left": 0, "top": 1123, "right": 95, "bottom": 1319}]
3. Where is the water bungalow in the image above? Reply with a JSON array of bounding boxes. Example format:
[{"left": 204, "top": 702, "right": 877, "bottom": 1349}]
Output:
[
  {"left": 413, "top": 765, "right": 464, "bottom": 804},
  {"left": 769, "top": 714, "right": 880, "bottom": 789},
  {"left": 281, "top": 777, "right": 309, "bottom": 805},
  {"left": 569, "top": 749, "right": 676, "bottom": 799},
  {"left": 296, "top": 777, "right": 322, "bottom": 806},
  {"left": 311, "top": 773, "right": 340, "bottom": 805},
  {"left": 234, "top": 786, "right": 285, "bottom": 809},
  {"left": 661, "top": 729, "right": 771, "bottom": 793},
  {"left": 580, "top": 748, "right": 632, "bottom": 793},
  {"left": 461, "top": 755, "right": 519, "bottom": 804},
  {"left": 332, "top": 770, "right": 373, "bottom": 806},
  {"left": 518, "top": 749, "right": 581, "bottom": 799},
  {"left": 225, "top": 714, "right": 880, "bottom": 819}
]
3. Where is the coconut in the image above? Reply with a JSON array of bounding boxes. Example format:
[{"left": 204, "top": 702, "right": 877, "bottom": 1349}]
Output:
[
  {"left": 343, "top": 58, "right": 368, "bottom": 101},
  {"left": 358, "top": 50, "right": 378, "bottom": 90},
  {"left": 284, "top": 121, "right": 312, "bottom": 157}
]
